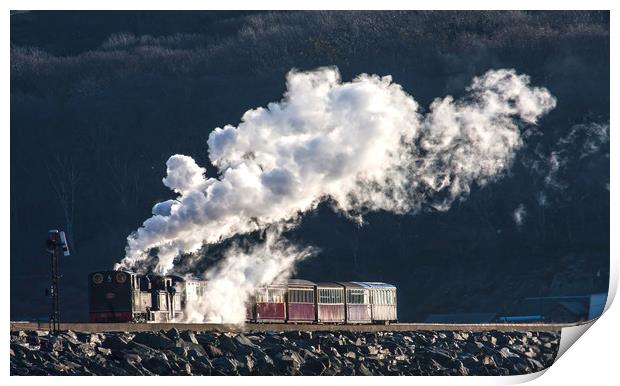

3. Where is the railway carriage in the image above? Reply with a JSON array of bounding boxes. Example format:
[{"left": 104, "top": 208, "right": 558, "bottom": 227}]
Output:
[
  {"left": 316, "top": 282, "right": 346, "bottom": 323},
  {"left": 253, "top": 283, "right": 287, "bottom": 322},
  {"left": 339, "top": 282, "right": 372, "bottom": 324},
  {"left": 357, "top": 282, "right": 398, "bottom": 323},
  {"left": 286, "top": 279, "right": 316, "bottom": 323}
]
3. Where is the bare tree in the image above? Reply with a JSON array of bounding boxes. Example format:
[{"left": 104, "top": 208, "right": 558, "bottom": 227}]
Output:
[
  {"left": 105, "top": 156, "right": 143, "bottom": 210},
  {"left": 47, "top": 154, "right": 80, "bottom": 252}
]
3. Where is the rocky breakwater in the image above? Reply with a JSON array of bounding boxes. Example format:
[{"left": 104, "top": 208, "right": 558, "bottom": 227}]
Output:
[{"left": 11, "top": 328, "right": 560, "bottom": 375}]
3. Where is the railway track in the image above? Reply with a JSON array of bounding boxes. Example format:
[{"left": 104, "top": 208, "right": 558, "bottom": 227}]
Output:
[{"left": 10, "top": 321, "right": 580, "bottom": 333}]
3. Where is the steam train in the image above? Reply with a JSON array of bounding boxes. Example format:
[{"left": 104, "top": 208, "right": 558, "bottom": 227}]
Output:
[{"left": 88, "top": 271, "right": 398, "bottom": 324}]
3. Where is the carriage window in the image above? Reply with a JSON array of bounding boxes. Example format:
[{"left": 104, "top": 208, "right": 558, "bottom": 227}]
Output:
[
  {"left": 347, "top": 289, "right": 365, "bottom": 304},
  {"left": 290, "top": 290, "right": 298, "bottom": 303},
  {"left": 319, "top": 289, "right": 328, "bottom": 303},
  {"left": 256, "top": 289, "right": 268, "bottom": 303},
  {"left": 268, "top": 289, "right": 285, "bottom": 303},
  {"left": 377, "top": 290, "right": 384, "bottom": 305},
  {"left": 290, "top": 289, "right": 313, "bottom": 303},
  {"left": 319, "top": 288, "right": 339, "bottom": 303},
  {"left": 335, "top": 289, "right": 343, "bottom": 303}
]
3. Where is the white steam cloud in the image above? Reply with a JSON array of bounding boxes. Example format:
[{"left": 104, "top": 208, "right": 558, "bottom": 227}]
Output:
[
  {"left": 183, "top": 228, "right": 315, "bottom": 323},
  {"left": 115, "top": 67, "right": 556, "bottom": 322}
]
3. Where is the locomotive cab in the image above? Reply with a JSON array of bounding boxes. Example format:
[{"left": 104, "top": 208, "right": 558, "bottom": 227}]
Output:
[
  {"left": 88, "top": 270, "right": 183, "bottom": 323},
  {"left": 88, "top": 270, "right": 138, "bottom": 322}
]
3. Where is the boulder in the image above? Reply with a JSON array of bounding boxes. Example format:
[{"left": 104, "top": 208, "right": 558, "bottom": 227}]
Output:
[
  {"left": 211, "top": 357, "right": 238, "bottom": 375},
  {"left": 300, "top": 356, "right": 326, "bottom": 375},
  {"left": 274, "top": 350, "right": 302, "bottom": 373},
  {"left": 101, "top": 334, "right": 131, "bottom": 350},
  {"left": 142, "top": 356, "right": 173, "bottom": 375},
  {"left": 203, "top": 343, "right": 223, "bottom": 358},
  {"left": 180, "top": 330, "right": 198, "bottom": 344},
  {"left": 191, "top": 355, "right": 214, "bottom": 375},
  {"left": 132, "top": 331, "right": 174, "bottom": 350},
  {"left": 165, "top": 328, "right": 180, "bottom": 340},
  {"left": 96, "top": 347, "right": 112, "bottom": 356}
]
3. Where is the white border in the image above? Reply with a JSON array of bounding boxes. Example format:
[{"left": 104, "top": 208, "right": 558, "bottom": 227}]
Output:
[{"left": 4, "top": 2, "right": 617, "bottom": 385}]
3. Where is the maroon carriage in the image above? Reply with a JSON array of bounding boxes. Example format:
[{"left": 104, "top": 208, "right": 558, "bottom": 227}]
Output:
[
  {"left": 254, "top": 284, "right": 287, "bottom": 322},
  {"left": 286, "top": 279, "right": 316, "bottom": 323},
  {"left": 316, "top": 282, "right": 345, "bottom": 323},
  {"left": 339, "top": 282, "right": 372, "bottom": 323}
]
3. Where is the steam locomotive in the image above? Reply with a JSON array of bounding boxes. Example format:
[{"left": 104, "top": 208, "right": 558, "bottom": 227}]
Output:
[{"left": 88, "top": 270, "right": 398, "bottom": 324}]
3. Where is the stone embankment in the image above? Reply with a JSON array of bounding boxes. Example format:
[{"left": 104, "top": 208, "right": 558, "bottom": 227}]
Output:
[{"left": 10, "top": 328, "right": 559, "bottom": 375}]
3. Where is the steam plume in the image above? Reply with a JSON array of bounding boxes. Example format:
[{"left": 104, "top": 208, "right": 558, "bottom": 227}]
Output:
[
  {"left": 183, "top": 228, "right": 315, "bottom": 323},
  {"left": 115, "top": 67, "right": 556, "bottom": 321}
]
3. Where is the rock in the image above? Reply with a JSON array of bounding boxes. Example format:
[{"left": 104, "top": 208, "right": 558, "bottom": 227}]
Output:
[
  {"left": 357, "top": 362, "right": 373, "bottom": 376},
  {"left": 180, "top": 330, "right": 198, "bottom": 344},
  {"left": 274, "top": 350, "right": 302, "bottom": 374},
  {"left": 191, "top": 355, "right": 214, "bottom": 375},
  {"left": 29, "top": 330, "right": 49, "bottom": 337},
  {"left": 132, "top": 331, "right": 174, "bottom": 350},
  {"left": 39, "top": 335, "right": 63, "bottom": 352},
  {"left": 330, "top": 356, "right": 344, "bottom": 373},
  {"left": 243, "top": 355, "right": 255, "bottom": 373},
  {"left": 165, "top": 328, "right": 180, "bottom": 340},
  {"left": 298, "top": 347, "right": 316, "bottom": 360},
  {"left": 217, "top": 334, "right": 238, "bottom": 354},
  {"left": 300, "top": 331, "right": 313, "bottom": 341},
  {"left": 62, "top": 330, "right": 80, "bottom": 342},
  {"left": 231, "top": 333, "right": 259, "bottom": 356},
  {"left": 142, "top": 356, "right": 172, "bottom": 375},
  {"left": 360, "top": 345, "right": 379, "bottom": 355},
  {"left": 255, "top": 353, "right": 276, "bottom": 374},
  {"left": 234, "top": 333, "right": 258, "bottom": 348},
  {"left": 203, "top": 343, "right": 223, "bottom": 358},
  {"left": 328, "top": 346, "right": 341, "bottom": 357},
  {"left": 88, "top": 333, "right": 102, "bottom": 345},
  {"left": 527, "top": 358, "right": 544, "bottom": 371},
  {"left": 482, "top": 355, "right": 497, "bottom": 367},
  {"left": 195, "top": 332, "right": 218, "bottom": 345},
  {"left": 96, "top": 347, "right": 112, "bottom": 356},
  {"left": 499, "top": 347, "right": 520, "bottom": 359},
  {"left": 212, "top": 357, "right": 238, "bottom": 375},
  {"left": 124, "top": 352, "right": 142, "bottom": 363},
  {"left": 101, "top": 334, "right": 131, "bottom": 350},
  {"left": 118, "top": 358, "right": 144, "bottom": 375},
  {"left": 300, "top": 356, "right": 326, "bottom": 375}
]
